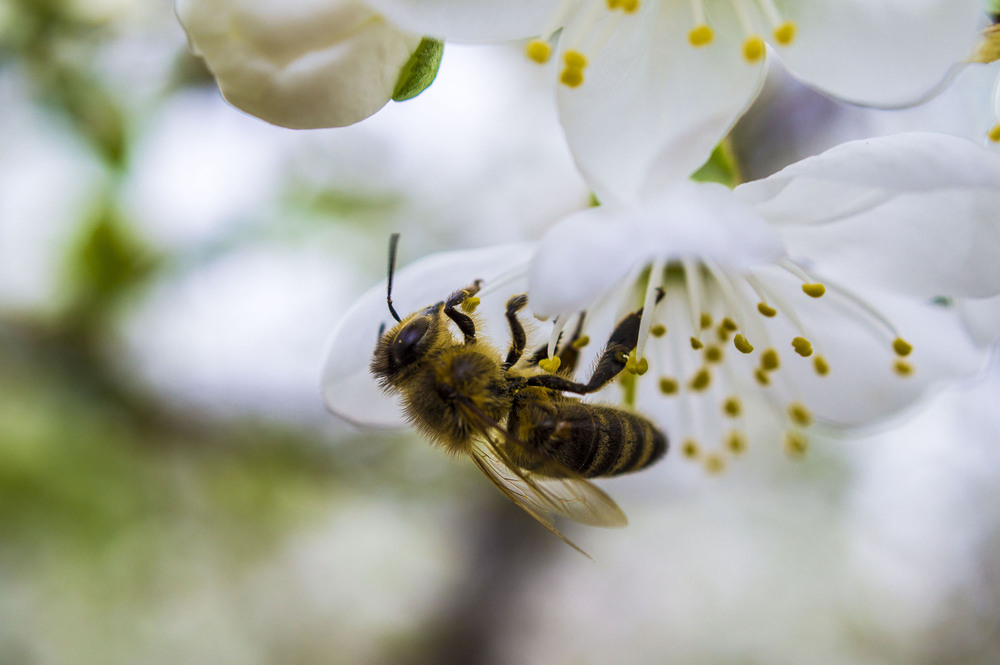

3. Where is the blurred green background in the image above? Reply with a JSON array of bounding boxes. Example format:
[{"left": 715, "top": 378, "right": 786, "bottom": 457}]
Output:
[{"left": 1, "top": 1, "right": 999, "bottom": 664}]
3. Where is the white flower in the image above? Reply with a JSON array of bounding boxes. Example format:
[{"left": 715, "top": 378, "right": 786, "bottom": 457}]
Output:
[
  {"left": 321, "top": 133, "right": 1000, "bottom": 466},
  {"left": 176, "top": 0, "right": 433, "bottom": 128},
  {"left": 367, "top": 0, "right": 984, "bottom": 204}
]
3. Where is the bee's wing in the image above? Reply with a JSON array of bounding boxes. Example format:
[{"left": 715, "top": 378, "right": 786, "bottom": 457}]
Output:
[{"left": 455, "top": 398, "right": 627, "bottom": 543}]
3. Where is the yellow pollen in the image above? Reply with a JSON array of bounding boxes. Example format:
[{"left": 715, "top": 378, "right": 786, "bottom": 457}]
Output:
[
  {"left": 700, "top": 312, "right": 713, "bottom": 329},
  {"left": 813, "top": 355, "right": 830, "bottom": 376},
  {"left": 704, "top": 345, "right": 723, "bottom": 363},
  {"left": 788, "top": 402, "right": 813, "bottom": 427},
  {"left": 620, "top": 0, "right": 640, "bottom": 12},
  {"left": 989, "top": 123, "right": 1000, "bottom": 143},
  {"left": 461, "top": 296, "right": 480, "bottom": 313},
  {"left": 757, "top": 302, "right": 777, "bottom": 317},
  {"left": 682, "top": 438, "right": 700, "bottom": 458},
  {"left": 572, "top": 335, "right": 590, "bottom": 349},
  {"left": 802, "top": 283, "right": 826, "bottom": 298},
  {"left": 773, "top": 21, "right": 796, "bottom": 45},
  {"left": 894, "top": 360, "right": 914, "bottom": 377},
  {"left": 689, "top": 367, "right": 712, "bottom": 392},
  {"left": 892, "top": 337, "right": 913, "bottom": 357},
  {"left": 606, "top": 0, "right": 620, "bottom": 7},
  {"left": 760, "top": 348, "right": 780, "bottom": 371},
  {"left": 742, "top": 36, "right": 765, "bottom": 62},
  {"left": 628, "top": 356, "right": 649, "bottom": 375},
  {"left": 754, "top": 368, "right": 770, "bottom": 386},
  {"left": 564, "top": 50, "right": 587, "bottom": 68},
  {"left": 650, "top": 324, "right": 667, "bottom": 337},
  {"left": 721, "top": 317, "right": 738, "bottom": 332},
  {"left": 733, "top": 334, "right": 754, "bottom": 354},
  {"left": 659, "top": 377, "right": 679, "bottom": 395},
  {"left": 723, "top": 397, "right": 742, "bottom": 417},
  {"left": 705, "top": 454, "right": 725, "bottom": 474},
  {"left": 688, "top": 24, "right": 714, "bottom": 47},
  {"left": 791, "top": 336, "right": 813, "bottom": 357},
  {"left": 784, "top": 431, "right": 808, "bottom": 458},
  {"left": 538, "top": 357, "right": 561, "bottom": 373},
  {"left": 525, "top": 39, "right": 552, "bottom": 64},
  {"left": 726, "top": 430, "right": 747, "bottom": 455},
  {"left": 690, "top": 336, "right": 704, "bottom": 350},
  {"left": 716, "top": 327, "right": 730, "bottom": 343},
  {"left": 560, "top": 67, "right": 585, "bottom": 87}
]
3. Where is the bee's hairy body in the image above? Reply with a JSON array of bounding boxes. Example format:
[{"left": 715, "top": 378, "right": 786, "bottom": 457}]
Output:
[{"left": 370, "top": 244, "right": 668, "bottom": 550}]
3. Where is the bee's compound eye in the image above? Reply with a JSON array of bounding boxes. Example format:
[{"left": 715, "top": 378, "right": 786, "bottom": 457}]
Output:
[{"left": 391, "top": 317, "right": 430, "bottom": 366}]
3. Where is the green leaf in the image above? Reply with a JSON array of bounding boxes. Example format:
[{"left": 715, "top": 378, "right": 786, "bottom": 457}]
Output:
[
  {"left": 392, "top": 37, "right": 444, "bottom": 102},
  {"left": 691, "top": 140, "right": 742, "bottom": 188}
]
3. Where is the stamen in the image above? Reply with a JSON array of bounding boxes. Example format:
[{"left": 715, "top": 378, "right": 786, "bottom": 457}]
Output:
[
  {"left": 723, "top": 396, "right": 742, "bottom": 417},
  {"left": 791, "top": 337, "right": 813, "bottom": 357},
  {"left": 726, "top": 430, "right": 747, "bottom": 455},
  {"left": 687, "top": 0, "right": 714, "bottom": 46},
  {"left": 894, "top": 360, "right": 914, "bottom": 376},
  {"left": 526, "top": 40, "right": 553, "bottom": 63},
  {"left": 659, "top": 376, "right": 679, "bottom": 395},
  {"left": 733, "top": 334, "right": 754, "bottom": 354},
  {"left": 690, "top": 337, "right": 704, "bottom": 350},
  {"left": 742, "top": 36, "right": 765, "bottom": 62},
  {"left": 813, "top": 355, "right": 830, "bottom": 376},
  {"left": 539, "top": 356, "right": 562, "bottom": 373},
  {"left": 754, "top": 368, "right": 770, "bottom": 385},
  {"left": 730, "top": 0, "right": 765, "bottom": 62},
  {"left": 700, "top": 312, "right": 713, "bottom": 329},
  {"left": 651, "top": 324, "right": 667, "bottom": 337},
  {"left": 572, "top": 335, "right": 591, "bottom": 349},
  {"left": 757, "top": 302, "right": 777, "bottom": 317},
  {"left": 760, "top": 348, "right": 780, "bottom": 371},
  {"left": 682, "top": 259, "right": 707, "bottom": 342},
  {"left": 802, "top": 283, "right": 826, "bottom": 298},
  {"left": 560, "top": 50, "right": 588, "bottom": 87},
  {"left": 705, "top": 454, "right": 725, "bottom": 474},
  {"left": 756, "top": 0, "right": 796, "bottom": 45},
  {"left": 704, "top": 345, "right": 723, "bottom": 363},
  {"left": 525, "top": 0, "right": 574, "bottom": 65},
  {"left": 990, "top": 123, "right": 1000, "bottom": 142},
  {"left": 688, "top": 367, "right": 712, "bottom": 392},
  {"left": 682, "top": 438, "right": 700, "bottom": 458},
  {"left": 892, "top": 337, "right": 913, "bottom": 357},
  {"left": 784, "top": 431, "right": 808, "bottom": 458},
  {"left": 787, "top": 402, "right": 812, "bottom": 426},
  {"left": 635, "top": 259, "right": 665, "bottom": 363}
]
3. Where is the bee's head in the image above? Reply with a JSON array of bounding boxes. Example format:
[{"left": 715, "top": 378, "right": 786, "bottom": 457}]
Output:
[{"left": 371, "top": 306, "right": 443, "bottom": 387}]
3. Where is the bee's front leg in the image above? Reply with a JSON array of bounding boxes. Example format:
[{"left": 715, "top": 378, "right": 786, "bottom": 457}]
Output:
[{"left": 443, "top": 280, "right": 483, "bottom": 344}]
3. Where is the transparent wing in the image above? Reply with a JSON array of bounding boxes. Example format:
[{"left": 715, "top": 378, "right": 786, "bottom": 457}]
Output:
[{"left": 454, "top": 397, "right": 627, "bottom": 555}]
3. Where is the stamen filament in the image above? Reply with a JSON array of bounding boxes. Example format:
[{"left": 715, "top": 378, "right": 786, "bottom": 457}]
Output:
[{"left": 635, "top": 259, "right": 666, "bottom": 363}]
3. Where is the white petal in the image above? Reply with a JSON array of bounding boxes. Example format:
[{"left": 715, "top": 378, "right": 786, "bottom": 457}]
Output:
[
  {"left": 778, "top": 0, "right": 982, "bottom": 107},
  {"left": 320, "top": 243, "right": 533, "bottom": 427},
  {"left": 529, "top": 182, "right": 785, "bottom": 317},
  {"left": 738, "top": 134, "right": 1000, "bottom": 299},
  {"left": 957, "top": 295, "right": 1000, "bottom": 348},
  {"left": 366, "top": 0, "right": 559, "bottom": 41},
  {"left": 557, "top": 2, "right": 765, "bottom": 205},
  {"left": 176, "top": 0, "right": 421, "bottom": 128}
]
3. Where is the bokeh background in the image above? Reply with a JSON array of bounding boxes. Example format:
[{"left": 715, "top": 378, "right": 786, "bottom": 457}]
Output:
[{"left": 2, "top": 1, "right": 999, "bottom": 664}]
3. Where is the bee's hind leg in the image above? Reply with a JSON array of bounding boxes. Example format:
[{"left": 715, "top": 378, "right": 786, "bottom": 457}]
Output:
[
  {"left": 502, "top": 294, "right": 528, "bottom": 370},
  {"left": 443, "top": 280, "right": 483, "bottom": 344}
]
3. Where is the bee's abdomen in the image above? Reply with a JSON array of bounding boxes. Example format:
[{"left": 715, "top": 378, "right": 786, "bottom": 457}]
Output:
[{"left": 532, "top": 403, "right": 667, "bottom": 478}]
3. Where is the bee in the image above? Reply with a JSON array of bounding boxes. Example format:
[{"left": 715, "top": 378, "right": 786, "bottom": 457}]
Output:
[{"left": 371, "top": 235, "right": 668, "bottom": 552}]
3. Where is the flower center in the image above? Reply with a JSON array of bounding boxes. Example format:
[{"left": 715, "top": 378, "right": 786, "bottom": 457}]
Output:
[
  {"left": 562, "top": 256, "right": 914, "bottom": 473},
  {"left": 525, "top": 0, "right": 799, "bottom": 87}
]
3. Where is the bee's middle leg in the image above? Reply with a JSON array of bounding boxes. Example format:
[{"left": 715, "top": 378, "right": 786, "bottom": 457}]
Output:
[
  {"left": 443, "top": 280, "right": 483, "bottom": 344},
  {"left": 502, "top": 294, "right": 528, "bottom": 370}
]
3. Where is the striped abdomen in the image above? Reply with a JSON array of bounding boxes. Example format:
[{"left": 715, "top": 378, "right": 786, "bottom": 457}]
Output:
[{"left": 511, "top": 399, "right": 668, "bottom": 478}]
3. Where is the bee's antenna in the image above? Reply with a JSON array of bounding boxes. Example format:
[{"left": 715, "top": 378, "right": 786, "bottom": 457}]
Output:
[{"left": 386, "top": 233, "right": 402, "bottom": 323}]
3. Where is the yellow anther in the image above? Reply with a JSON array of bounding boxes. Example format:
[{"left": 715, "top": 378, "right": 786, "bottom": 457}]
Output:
[
  {"left": 716, "top": 326, "right": 730, "bottom": 343},
  {"left": 802, "top": 283, "right": 826, "bottom": 298},
  {"left": 754, "top": 368, "right": 770, "bottom": 386},
  {"left": 659, "top": 376, "right": 679, "bottom": 395},
  {"left": 723, "top": 397, "right": 742, "bottom": 418},
  {"left": 989, "top": 123, "right": 1000, "bottom": 143},
  {"left": 704, "top": 345, "right": 723, "bottom": 363},
  {"left": 650, "top": 324, "right": 667, "bottom": 337},
  {"left": 757, "top": 302, "right": 777, "bottom": 317},
  {"left": 813, "top": 355, "right": 830, "bottom": 376},
  {"left": 892, "top": 337, "right": 913, "bottom": 357},
  {"left": 788, "top": 402, "right": 813, "bottom": 427},
  {"left": 773, "top": 21, "right": 796, "bottom": 45},
  {"left": 894, "top": 360, "right": 914, "bottom": 377},
  {"left": 606, "top": 0, "right": 620, "bottom": 7},
  {"left": 560, "top": 67, "right": 585, "bottom": 87},
  {"left": 733, "top": 334, "right": 754, "bottom": 354},
  {"left": 721, "top": 317, "right": 738, "bottom": 332},
  {"left": 688, "top": 367, "right": 712, "bottom": 392},
  {"left": 460, "top": 296, "right": 480, "bottom": 313},
  {"left": 538, "top": 357, "right": 561, "bottom": 373},
  {"left": 784, "top": 431, "right": 808, "bottom": 458},
  {"left": 726, "top": 430, "right": 746, "bottom": 455},
  {"left": 700, "top": 312, "right": 713, "bottom": 329},
  {"left": 688, "top": 23, "right": 714, "bottom": 47},
  {"left": 564, "top": 50, "right": 587, "bottom": 69},
  {"left": 690, "top": 336, "right": 704, "bottom": 350},
  {"left": 705, "top": 454, "right": 725, "bottom": 474},
  {"left": 525, "top": 39, "right": 552, "bottom": 64},
  {"left": 620, "top": 0, "right": 640, "bottom": 12},
  {"left": 572, "top": 335, "right": 590, "bottom": 349},
  {"left": 634, "top": 357, "right": 649, "bottom": 375},
  {"left": 742, "top": 36, "right": 765, "bottom": 62},
  {"left": 791, "top": 336, "right": 813, "bottom": 357},
  {"left": 760, "top": 348, "right": 780, "bottom": 371},
  {"left": 682, "top": 438, "right": 700, "bottom": 458}
]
